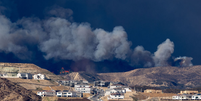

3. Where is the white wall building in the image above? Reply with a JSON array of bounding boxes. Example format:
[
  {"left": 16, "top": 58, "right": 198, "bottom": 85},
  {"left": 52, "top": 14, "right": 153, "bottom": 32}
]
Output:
[
  {"left": 56, "top": 90, "right": 63, "bottom": 97},
  {"left": 17, "top": 73, "right": 32, "bottom": 79},
  {"left": 110, "top": 88, "right": 126, "bottom": 94},
  {"left": 74, "top": 83, "right": 91, "bottom": 93},
  {"left": 192, "top": 94, "right": 201, "bottom": 100},
  {"left": 33, "top": 73, "right": 46, "bottom": 80},
  {"left": 110, "top": 84, "right": 124, "bottom": 89},
  {"left": 123, "top": 87, "right": 132, "bottom": 92},
  {"left": 108, "top": 93, "right": 124, "bottom": 100},
  {"left": 172, "top": 94, "right": 192, "bottom": 100},
  {"left": 37, "top": 90, "right": 55, "bottom": 96},
  {"left": 62, "top": 90, "right": 77, "bottom": 97}
]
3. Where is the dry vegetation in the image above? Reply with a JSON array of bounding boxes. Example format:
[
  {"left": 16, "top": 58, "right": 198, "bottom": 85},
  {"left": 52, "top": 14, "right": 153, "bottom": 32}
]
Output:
[
  {"left": 0, "top": 78, "right": 41, "bottom": 101},
  {"left": 6, "top": 78, "right": 57, "bottom": 90},
  {"left": 0, "top": 63, "right": 63, "bottom": 80}
]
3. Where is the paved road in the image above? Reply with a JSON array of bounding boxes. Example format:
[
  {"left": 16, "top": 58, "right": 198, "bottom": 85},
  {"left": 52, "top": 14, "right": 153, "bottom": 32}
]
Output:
[{"left": 90, "top": 88, "right": 104, "bottom": 101}]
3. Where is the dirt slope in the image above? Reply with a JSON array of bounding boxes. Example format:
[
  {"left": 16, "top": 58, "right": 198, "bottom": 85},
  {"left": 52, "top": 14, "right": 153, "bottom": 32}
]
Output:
[
  {"left": 0, "top": 78, "right": 41, "bottom": 101},
  {"left": 62, "top": 72, "right": 101, "bottom": 82}
]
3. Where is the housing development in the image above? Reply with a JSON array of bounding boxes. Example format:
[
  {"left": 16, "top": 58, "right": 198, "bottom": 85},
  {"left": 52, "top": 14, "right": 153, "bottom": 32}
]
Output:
[{"left": 2, "top": 66, "right": 201, "bottom": 101}]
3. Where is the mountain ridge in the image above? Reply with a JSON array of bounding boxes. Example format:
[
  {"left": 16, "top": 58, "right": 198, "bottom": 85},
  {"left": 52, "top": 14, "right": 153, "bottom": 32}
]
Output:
[{"left": 63, "top": 65, "right": 201, "bottom": 89}]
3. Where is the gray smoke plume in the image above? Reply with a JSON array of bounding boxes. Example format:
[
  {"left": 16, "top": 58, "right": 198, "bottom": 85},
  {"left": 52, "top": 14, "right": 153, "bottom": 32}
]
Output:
[
  {"left": 154, "top": 39, "right": 174, "bottom": 66},
  {"left": 130, "top": 46, "right": 154, "bottom": 67},
  {"left": 47, "top": 6, "right": 73, "bottom": 21},
  {"left": 0, "top": 6, "right": 192, "bottom": 68},
  {"left": 174, "top": 56, "right": 193, "bottom": 67},
  {"left": 40, "top": 18, "right": 131, "bottom": 61}
]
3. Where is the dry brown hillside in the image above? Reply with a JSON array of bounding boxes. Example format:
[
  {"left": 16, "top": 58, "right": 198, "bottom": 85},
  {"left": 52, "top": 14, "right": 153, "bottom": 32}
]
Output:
[
  {"left": 0, "top": 62, "right": 63, "bottom": 80},
  {"left": 62, "top": 71, "right": 101, "bottom": 82},
  {"left": 98, "top": 66, "right": 201, "bottom": 88},
  {"left": 0, "top": 78, "right": 41, "bottom": 101},
  {"left": 63, "top": 66, "right": 201, "bottom": 89}
]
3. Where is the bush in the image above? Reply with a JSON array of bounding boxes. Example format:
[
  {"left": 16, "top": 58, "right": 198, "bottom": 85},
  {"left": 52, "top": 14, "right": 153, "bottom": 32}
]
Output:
[{"left": 36, "top": 87, "right": 43, "bottom": 91}]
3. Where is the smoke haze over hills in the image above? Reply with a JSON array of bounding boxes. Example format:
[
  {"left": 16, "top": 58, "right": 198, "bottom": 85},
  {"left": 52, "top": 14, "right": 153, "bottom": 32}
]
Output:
[{"left": 0, "top": 0, "right": 197, "bottom": 73}]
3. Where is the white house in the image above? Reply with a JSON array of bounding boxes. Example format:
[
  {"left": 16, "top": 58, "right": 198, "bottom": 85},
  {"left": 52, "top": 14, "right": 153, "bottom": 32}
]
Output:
[
  {"left": 0, "top": 73, "right": 7, "bottom": 77},
  {"left": 37, "top": 90, "right": 55, "bottom": 96},
  {"left": 110, "top": 84, "right": 124, "bottom": 89},
  {"left": 122, "top": 86, "right": 132, "bottom": 92},
  {"left": 17, "top": 73, "right": 32, "bottom": 79},
  {"left": 192, "top": 94, "right": 201, "bottom": 100},
  {"left": 108, "top": 93, "right": 124, "bottom": 100},
  {"left": 105, "top": 87, "right": 127, "bottom": 96},
  {"left": 62, "top": 90, "right": 77, "bottom": 97},
  {"left": 110, "top": 88, "right": 126, "bottom": 94},
  {"left": 33, "top": 73, "right": 46, "bottom": 80},
  {"left": 74, "top": 83, "right": 91, "bottom": 93},
  {"left": 105, "top": 89, "right": 111, "bottom": 96},
  {"left": 94, "top": 81, "right": 110, "bottom": 87},
  {"left": 172, "top": 94, "right": 192, "bottom": 100},
  {"left": 56, "top": 90, "right": 63, "bottom": 97}
]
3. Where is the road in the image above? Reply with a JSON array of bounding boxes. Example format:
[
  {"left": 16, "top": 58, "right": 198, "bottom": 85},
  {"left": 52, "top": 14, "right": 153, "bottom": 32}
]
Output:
[{"left": 90, "top": 88, "right": 104, "bottom": 101}]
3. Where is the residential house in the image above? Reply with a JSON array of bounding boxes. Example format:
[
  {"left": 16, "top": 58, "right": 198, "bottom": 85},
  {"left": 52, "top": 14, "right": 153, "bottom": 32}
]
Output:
[
  {"left": 122, "top": 86, "right": 132, "bottom": 92},
  {"left": 105, "top": 86, "right": 130, "bottom": 96},
  {"left": 62, "top": 90, "right": 77, "bottom": 97},
  {"left": 108, "top": 93, "right": 124, "bottom": 100},
  {"left": 105, "top": 89, "right": 111, "bottom": 96},
  {"left": 33, "top": 73, "right": 46, "bottom": 80},
  {"left": 110, "top": 84, "right": 124, "bottom": 89},
  {"left": 180, "top": 90, "right": 198, "bottom": 94},
  {"left": 37, "top": 90, "right": 55, "bottom": 96},
  {"left": 57, "top": 80, "right": 75, "bottom": 87},
  {"left": 110, "top": 88, "right": 126, "bottom": 94},
  {"left": 94, "top": 81, "right": 110, "bottom": 87},
  {"left": 0, "top": 73, "right": 7, "bottom": 77},
  {"left": 17, "top": 73, "right": 32, "bottom": 79},
  {"left": 172, "top": 94, "right": 192, "bottom": 100},
  {"left": 56, "top": 90, "right": 63, "bottom": 97},
  {"left": 192, "top": 94, "right": 201, "bottom": 100},
  {"left": 144, "top": 89, "right": 162, "bottom": 93},
  {"left": 75, "top": 80, "right": 89, "bottom": 85},
  {"left": 74, "top": 83, "right": 91, "bottom": 93},
  {"left": 62, "top": 90, "right": 81, "bottom": 97}
]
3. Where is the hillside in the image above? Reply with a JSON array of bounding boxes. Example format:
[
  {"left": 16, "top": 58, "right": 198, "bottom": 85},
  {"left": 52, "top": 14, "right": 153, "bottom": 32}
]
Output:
[
  {"left": 0, "top": 63, "right": 63, "bottom": 80},
  {"left": 0, "top": 78, "right": 41, "bottom": 101},
  {"left": 62, "top": 72, "right": 101, "bottom": 82},
  {"left": 63, "top": 66, "right": 201, "bottom": 89},
  {"left": 99, "top": 66, "right": 201, "bottom": 88}
]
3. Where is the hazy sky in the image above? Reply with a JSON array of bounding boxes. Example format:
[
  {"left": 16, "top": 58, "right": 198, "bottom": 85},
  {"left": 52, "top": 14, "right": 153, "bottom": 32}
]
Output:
[{"left": 0, "top": 0, "right": 201, "bottom": 73}]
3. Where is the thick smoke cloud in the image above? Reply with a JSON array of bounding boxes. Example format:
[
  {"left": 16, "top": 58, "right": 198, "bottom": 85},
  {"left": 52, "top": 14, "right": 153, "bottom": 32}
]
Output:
[
  {"left": 130, "top": 46, "right": 154, "bottom": 67},
  {"left": 0, "top": 6, "right": 191, "bottom": 69},
  {"left": 154, "top": 39, "right": 174, "bottom": 66},
  {"left": 40, "top": 18, "right": 130, "bottom": 61}
]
